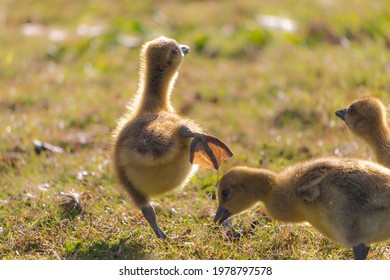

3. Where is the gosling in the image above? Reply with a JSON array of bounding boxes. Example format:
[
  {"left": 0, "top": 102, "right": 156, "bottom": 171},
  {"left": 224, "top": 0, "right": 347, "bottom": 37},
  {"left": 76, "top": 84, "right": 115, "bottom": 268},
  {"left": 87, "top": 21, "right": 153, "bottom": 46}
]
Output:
[
  {"left": 336, "top": 97, "right": 390, "bottom": 167},
  {"left": 112, "top": 36, "right": 233, "bottom": 239},
  {"left": 214, "top": 157, "right": 390, "bottom": 260}
]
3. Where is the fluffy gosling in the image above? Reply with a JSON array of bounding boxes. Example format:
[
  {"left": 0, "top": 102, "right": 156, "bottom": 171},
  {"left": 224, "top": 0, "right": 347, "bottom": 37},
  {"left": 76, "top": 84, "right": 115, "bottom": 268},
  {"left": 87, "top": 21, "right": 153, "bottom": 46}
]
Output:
[
  {"left": 215, "top": 157, "right": 390, "bottom": 259},
  {"left": 112, "top": 36, "right": 232, "bottom": 239}
]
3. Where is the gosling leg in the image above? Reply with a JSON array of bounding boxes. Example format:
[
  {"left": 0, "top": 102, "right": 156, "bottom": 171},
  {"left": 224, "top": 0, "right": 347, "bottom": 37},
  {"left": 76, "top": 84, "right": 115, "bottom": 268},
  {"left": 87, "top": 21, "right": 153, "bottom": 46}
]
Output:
[
  {"left": 141, "top": 205, "right": 167, "bottom": 240},
  {"left": 179, "top": 126, "right": 233, "bottom": 170},
  {"left": 353, "top": 243, "right": 370, "bottom": 260}
]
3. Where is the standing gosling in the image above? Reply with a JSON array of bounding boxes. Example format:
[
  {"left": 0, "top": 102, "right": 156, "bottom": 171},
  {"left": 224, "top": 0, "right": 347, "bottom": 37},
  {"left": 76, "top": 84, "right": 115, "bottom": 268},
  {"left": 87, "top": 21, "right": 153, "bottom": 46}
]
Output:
[
  {"left": 112, "top": 37, "right": 233, "bottom": 239},
  {"left": 336, "top": 97, "right": 390, "bottom": 167},
  {"left": 214, "top": 158, "right": 390, "bottom": 259}
]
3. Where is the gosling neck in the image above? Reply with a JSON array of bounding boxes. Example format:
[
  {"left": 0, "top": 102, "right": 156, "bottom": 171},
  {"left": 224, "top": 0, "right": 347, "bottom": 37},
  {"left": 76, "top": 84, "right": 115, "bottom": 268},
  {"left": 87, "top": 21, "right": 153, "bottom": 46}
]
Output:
[
  {"left": 367, "top": 124, "right": 390, "bottom": 166},
  {"left": 138, "top": 66, "right": 177, "bottom": 114},
  {"left": 260, "top": 170, "right": 304, "bottom": 223},
  {"left": 250, "top": 169, "right": 278, "bottom": 202}
]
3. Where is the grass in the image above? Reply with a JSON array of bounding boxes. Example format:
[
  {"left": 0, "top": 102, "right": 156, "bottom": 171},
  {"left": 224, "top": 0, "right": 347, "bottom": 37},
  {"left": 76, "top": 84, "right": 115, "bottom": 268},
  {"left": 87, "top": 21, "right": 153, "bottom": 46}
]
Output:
[{"left": 1, "top": 0, "right": 390, "bottom": 260}]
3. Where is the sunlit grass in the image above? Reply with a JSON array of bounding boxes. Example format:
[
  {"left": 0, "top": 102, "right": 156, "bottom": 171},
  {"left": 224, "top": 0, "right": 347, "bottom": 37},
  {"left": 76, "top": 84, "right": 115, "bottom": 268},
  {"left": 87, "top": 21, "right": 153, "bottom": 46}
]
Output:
[{"left": 1, "top": 0, "right": 390, "bottom": 260}]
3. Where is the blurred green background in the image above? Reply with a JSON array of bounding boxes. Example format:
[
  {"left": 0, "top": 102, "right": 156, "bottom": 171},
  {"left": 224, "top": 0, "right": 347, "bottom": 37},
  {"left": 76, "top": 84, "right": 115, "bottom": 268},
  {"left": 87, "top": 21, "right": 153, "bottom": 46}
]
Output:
[{"left": 1, "top": 0, "right": 390, "bottom": 259}]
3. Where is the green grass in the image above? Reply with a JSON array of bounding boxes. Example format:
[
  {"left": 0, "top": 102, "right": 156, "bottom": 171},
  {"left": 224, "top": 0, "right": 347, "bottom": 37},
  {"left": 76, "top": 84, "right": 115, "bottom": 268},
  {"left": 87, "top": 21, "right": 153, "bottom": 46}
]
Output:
[{"left": 1, "top": 0, "right": 390, "bottom": 260}]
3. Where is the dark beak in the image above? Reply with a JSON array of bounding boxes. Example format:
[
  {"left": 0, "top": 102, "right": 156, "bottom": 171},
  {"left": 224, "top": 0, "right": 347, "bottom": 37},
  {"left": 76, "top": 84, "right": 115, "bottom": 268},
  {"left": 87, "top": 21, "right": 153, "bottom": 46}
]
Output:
[
  {"left": 180, "top": 45, "right": 190, "bottom": 55},
  {"left": 214, "top": 206, "right": 232, "bottom": 225},
  {"left": 335, "top": 108, "right": 347, "bottom": 121}
]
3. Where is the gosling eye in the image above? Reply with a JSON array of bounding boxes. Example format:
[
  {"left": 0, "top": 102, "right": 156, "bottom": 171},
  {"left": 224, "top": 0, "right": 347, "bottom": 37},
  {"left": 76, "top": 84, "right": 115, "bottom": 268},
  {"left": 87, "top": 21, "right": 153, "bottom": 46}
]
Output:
[
  {"left": 348, "top": 105, "right": 356, "bottom": 114},
  {"left": 221, "top": 189, "right": 231, "bottom": 199},
  {"left": 171, "top": 46, "right": 179, "bottom": 55}
]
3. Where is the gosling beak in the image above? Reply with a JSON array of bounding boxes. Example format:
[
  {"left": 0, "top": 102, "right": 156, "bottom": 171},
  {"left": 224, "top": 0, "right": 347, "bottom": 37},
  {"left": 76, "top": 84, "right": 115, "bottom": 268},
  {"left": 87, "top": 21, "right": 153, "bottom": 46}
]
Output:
[
  {"left": 335, "top": 108, "right": 347, "bottom": 121},
  {"left": 214, "top": 206, "right": 232, "bottom": 225},
  {"left": 180, "top": 45, "right": 190, "bottom": 55}
]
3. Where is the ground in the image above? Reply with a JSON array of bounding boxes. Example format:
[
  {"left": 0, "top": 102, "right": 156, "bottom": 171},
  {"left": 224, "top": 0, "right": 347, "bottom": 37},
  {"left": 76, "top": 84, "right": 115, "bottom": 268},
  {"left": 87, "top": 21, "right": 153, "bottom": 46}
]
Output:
[{"left": 1, "top": 0, "right": 390, "bottom": 259}]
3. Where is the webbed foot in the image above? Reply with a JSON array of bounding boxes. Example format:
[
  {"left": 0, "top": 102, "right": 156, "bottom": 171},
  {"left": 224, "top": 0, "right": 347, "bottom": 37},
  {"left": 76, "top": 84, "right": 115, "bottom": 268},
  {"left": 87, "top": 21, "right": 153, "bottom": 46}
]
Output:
[
  {"left": 180, "top": 126, "right": 232, "bottom": 170},
  {"left": 190, "top": 134, "right": 233, "bottom": 170}
]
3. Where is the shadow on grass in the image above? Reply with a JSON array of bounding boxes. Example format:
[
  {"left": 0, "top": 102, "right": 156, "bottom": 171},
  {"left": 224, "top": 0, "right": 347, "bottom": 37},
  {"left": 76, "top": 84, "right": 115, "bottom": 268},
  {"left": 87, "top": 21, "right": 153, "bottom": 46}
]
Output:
[{"left": 67, "top": 239, "right": 151, "bottom": 260}]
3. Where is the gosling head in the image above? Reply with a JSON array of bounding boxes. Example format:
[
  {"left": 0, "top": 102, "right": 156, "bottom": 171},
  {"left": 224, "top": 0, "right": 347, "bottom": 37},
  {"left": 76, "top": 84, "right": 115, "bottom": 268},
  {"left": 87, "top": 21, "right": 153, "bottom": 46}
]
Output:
[
  {"left": 214, "top": 166, "right": 274, "bottom": 225},
  {"left": 141, "top": 36, "right": 190, "bottom": 77},
  {"left": 336, "top": 97, "right": 388, "bottom": 140}
]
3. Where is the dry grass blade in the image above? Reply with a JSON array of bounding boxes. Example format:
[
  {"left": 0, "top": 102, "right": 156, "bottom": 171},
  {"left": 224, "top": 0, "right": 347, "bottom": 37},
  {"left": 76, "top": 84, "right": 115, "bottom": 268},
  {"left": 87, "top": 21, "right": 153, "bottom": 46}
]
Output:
[
  {"left": 60, "top": 191, "right": 83, "bottom": 214},
  {"left": 33, "top": 140, "right": 64, "bottom": 155}
]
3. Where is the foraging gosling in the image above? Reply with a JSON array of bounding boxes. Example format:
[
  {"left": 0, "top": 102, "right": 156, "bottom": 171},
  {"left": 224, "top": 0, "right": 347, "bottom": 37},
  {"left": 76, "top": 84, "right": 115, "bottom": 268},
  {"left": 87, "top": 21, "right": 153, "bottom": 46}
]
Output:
[
  {"left": 214, "top": 157, "right": 390, "bottom": 260},
  {"left": 112, "top": 36, "right": 233, "bottom": 239},
  {"left": 336, "top": 97, "right": 390, "bottom": 167}
]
